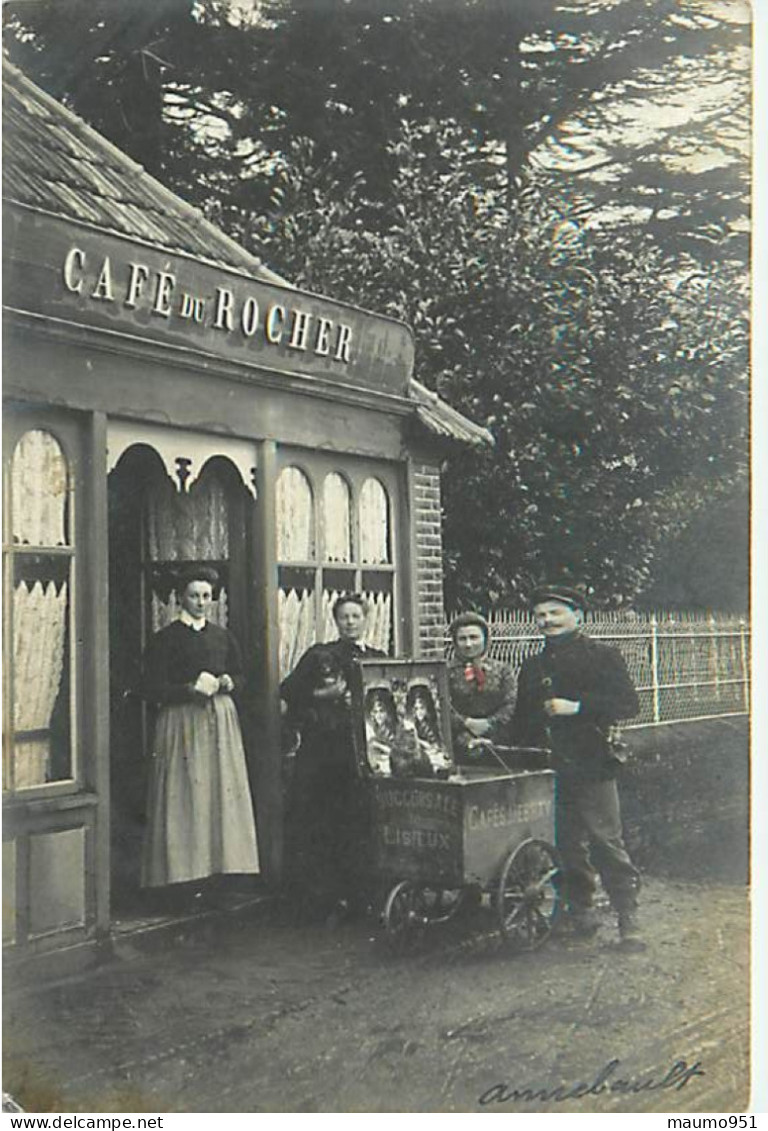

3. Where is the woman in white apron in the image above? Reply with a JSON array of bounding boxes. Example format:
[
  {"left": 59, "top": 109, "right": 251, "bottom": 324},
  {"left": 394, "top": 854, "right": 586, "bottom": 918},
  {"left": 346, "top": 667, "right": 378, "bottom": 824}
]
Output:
[{"left": 141, "top": 566, "right": 260, "bottom": 889}]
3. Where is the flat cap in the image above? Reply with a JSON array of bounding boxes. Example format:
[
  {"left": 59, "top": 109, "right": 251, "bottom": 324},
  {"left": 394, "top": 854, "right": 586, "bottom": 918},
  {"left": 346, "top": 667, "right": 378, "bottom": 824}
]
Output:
[{"left": 529, "top": 583, "right": 589, "bottom": 612}]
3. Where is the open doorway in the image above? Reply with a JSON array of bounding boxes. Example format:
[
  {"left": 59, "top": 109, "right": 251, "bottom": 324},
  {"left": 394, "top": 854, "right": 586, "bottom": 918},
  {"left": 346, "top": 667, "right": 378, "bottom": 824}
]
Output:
[{"left": 107, "top": 443, "right": 258, "bottom": 920}]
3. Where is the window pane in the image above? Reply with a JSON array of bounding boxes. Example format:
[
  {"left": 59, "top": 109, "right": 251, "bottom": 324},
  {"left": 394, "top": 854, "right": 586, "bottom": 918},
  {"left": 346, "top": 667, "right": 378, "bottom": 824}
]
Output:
[
  {"left": 146, "top": 473, "right": 230, "bottom": 561},
  {"left": 322, "top": 567, "right": 357, "bottom": 592},
  {"left": 11, "top": 558, "right": 72, "bottom": 787},
  {"left": 323, "top": 473, "right": 351, "bottom": 563},
  {"left": 362, "top": 580, "right": 394, "bottom": 655},
  {"left": 276, "top": 467, "right": 314, "bottom": 562},
  {"left": 278, "top": 581, "right": 317, "bottom": 679},
  {"left": 359, "top": 478, "right": 390, "bottom": 564},
  {"left": 11, "top": 430, "right": 69, "bottom": 547},
  {"left": 321, "top": 588, "right": 341, "bottom": 644},
  {"left": 320, "top": 570, "right": 357, "bottom": 643}
]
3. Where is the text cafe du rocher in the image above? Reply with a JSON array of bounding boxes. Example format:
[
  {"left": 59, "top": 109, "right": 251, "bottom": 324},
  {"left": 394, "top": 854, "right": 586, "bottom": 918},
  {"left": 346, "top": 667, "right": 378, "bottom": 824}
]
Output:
[{"left": 61, "top": 245, "right": 355, "bottom": 363}]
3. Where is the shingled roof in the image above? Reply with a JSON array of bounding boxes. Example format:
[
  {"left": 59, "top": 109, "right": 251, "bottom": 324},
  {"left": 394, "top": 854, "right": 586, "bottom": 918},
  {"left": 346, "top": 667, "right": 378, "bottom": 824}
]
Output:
[
  {"left": 3, "top": 59, "right": 492, "bottom": 449},
  {"left": 2, "top": 59, "right": 288, "bottom": 285}
]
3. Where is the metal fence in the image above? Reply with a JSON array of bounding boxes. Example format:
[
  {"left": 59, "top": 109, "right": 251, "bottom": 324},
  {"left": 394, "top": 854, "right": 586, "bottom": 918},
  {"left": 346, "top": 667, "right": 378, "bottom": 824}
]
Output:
[{"left": 445, "top": 610, "right": 750, "bottom": 729}]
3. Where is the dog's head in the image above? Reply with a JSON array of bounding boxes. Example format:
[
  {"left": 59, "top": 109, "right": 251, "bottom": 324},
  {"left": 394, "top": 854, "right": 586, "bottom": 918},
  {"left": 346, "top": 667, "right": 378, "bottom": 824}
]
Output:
[{"left": 306, "top": 646, "right": 345, "bottom": 686}]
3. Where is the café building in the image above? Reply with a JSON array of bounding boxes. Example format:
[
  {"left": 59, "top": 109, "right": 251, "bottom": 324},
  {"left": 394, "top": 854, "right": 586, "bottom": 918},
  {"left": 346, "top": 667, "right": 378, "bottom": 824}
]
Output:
[{"left": 2, "top": 61, "right": 491, "bottom": 971}]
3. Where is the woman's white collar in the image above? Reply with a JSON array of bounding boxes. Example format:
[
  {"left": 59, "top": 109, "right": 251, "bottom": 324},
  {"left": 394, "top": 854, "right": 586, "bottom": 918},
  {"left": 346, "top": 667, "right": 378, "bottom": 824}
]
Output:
[{"left": 179, "top": 609, "right": 206, "bottom": 631}]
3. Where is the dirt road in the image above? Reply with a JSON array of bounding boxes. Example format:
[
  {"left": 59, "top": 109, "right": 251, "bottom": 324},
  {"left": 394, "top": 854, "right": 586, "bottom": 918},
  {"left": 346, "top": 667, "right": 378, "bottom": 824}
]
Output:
[{"left": 3, "top": 876, "right": 750, "bottom": 1113}]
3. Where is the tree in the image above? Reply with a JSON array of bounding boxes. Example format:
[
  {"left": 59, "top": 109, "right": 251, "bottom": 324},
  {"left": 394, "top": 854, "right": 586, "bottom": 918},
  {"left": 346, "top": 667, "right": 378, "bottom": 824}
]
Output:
[
  {"left": 3, "top": 0, "right": 750, "bottom": 607},
  {"left": 224, "top": 0, "right": 750, "bottom": 262},
  {"left": 2, "top": 0, "right": 196, "bottom": 177},
  {"left": 250, "top": 120, "right": 748, "bottom": 607},
  {"left": 4, "top": 0, "right": 750, "bottom": 256},
  {"left": 635, "top": 482, "right": 749, "bottom": 610}
]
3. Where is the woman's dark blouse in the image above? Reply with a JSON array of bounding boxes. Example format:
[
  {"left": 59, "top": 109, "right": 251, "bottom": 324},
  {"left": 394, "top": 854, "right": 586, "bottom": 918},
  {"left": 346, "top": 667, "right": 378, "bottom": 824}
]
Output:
[
  {"left": 281, "top": 639, "right": 387, "bottom": 771},
  {"left": 142, "top": 620, "right": 244, "bottom": 705}
]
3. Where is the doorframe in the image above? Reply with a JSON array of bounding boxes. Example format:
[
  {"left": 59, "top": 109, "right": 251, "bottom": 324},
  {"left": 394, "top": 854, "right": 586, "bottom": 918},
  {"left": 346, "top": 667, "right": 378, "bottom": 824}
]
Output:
[
  {"left": 105, "top": 423, "right": 268, "bottom": 905},
  {"left": 88, "top": 411, "right": 111, "bottom": 937},
  {"left": 252, "top": 439, "right": 283, "bottom": 883}
]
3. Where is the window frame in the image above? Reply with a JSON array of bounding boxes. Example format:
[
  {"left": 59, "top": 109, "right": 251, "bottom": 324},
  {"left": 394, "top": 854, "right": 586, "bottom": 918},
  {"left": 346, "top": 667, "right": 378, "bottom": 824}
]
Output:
[
  {"left": 2, "top": 411, "right": 85, "bottom": 800},
  {"left": 275, "top": 449, "right": 401, "bottom": 660}
]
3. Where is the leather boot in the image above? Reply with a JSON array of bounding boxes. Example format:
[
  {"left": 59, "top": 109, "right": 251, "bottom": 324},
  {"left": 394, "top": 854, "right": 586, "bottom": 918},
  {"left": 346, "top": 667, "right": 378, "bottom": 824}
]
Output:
[{"left": 617, "top": 909, "right": 646, "bottom": 950}]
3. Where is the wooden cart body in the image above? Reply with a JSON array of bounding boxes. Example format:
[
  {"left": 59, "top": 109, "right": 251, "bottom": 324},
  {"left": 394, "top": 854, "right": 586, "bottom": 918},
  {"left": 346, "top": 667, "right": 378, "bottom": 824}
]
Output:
[
  {"left": 369, "top": 767, "right": 556, "bottom": 890},
  {"left": 350, "top": 658, "right": 561, "bottom": 949}
]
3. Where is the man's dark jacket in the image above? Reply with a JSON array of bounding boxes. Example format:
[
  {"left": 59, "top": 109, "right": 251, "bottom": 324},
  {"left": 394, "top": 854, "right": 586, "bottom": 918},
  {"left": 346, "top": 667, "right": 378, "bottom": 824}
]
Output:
[{"left": 513, "top": 632, "right": 640, "bottom": 782}]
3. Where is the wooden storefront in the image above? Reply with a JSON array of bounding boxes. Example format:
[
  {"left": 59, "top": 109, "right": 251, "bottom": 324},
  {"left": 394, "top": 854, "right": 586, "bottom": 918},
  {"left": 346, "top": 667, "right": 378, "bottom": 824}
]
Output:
[{"left": 2, "top": 61, "right": 491, "bottom": 972}]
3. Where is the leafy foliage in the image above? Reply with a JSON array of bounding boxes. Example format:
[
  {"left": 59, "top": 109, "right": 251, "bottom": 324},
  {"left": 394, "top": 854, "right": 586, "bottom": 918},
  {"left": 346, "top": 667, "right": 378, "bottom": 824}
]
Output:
[
  {"left": 244, "top": 119, "right": 747, "bottom": 607},
  {"left": 2, "top": 0, "right": 750, "bottom": 608}
]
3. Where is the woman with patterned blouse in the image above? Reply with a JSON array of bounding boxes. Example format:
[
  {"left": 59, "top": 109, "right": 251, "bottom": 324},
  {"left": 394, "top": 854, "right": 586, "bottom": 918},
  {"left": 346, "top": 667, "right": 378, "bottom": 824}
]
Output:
[{"left": 447, "top": 612, "right": 517, "bottom": 761}]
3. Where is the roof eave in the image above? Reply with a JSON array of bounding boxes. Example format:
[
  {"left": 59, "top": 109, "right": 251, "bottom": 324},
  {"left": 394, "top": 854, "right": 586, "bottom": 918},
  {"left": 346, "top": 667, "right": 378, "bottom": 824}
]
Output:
[{"left": 408, "top": 378, "right": 495, "bottom": 449}]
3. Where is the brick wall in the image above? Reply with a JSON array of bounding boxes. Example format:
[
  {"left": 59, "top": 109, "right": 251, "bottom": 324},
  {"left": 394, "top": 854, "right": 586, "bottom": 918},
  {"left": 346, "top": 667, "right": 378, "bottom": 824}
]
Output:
[{"left": 410, "top": 461, "right": 446, "bottom": 658}]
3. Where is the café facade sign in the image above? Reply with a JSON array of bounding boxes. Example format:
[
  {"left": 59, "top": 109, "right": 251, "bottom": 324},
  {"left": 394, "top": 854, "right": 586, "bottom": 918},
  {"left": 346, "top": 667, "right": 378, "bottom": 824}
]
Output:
[{"left": 3, "top": 206, "right": 415, "bottom": 397}]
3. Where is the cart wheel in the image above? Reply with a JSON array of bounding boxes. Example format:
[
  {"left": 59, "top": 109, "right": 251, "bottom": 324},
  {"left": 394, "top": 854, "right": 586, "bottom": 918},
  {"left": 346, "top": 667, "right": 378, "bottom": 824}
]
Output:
[
  {"left": 382, "top": 881, "right": 428, "bottom": 953},
  {"left": 497, "top": 839, "right": 561, "bottom": 951}
]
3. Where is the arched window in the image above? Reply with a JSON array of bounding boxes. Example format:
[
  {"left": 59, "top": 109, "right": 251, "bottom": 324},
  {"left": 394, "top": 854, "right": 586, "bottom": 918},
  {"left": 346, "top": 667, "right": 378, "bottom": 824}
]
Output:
[
  {"left": 359, "top": 477, "right": 390, "bottom": 564},
  {"left": 146, "top": 471, "right": 230, "bottom": 563},
  {"left": 276, "top": 466, "right": 314, "bottom": 562},
  {"left": 276, "top": 467, "right": 316, "bottom": 677},
  {"left": 5, "top": 430, "right": 74, "bottom": 790},
  {"left": 276, "top": 457, "right": 398, "bottom": 676},
  {"left": 323, "top": 472, "right": 352, "bottom": 563},
  {"left": 11, "top": 429, "right": 69, "bottom": 547},
  {"left": 143, "top": 459, "right": 235, "bottom": 632}
]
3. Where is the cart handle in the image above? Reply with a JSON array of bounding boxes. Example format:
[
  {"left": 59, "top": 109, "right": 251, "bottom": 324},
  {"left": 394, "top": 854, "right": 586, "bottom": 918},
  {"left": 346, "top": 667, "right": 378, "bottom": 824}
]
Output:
[
  {"left": 491, "top": 745, "right": 551, "bottom": 756},
  {"left": 467, "top": 742, "right": 550, "bottom": 773}
]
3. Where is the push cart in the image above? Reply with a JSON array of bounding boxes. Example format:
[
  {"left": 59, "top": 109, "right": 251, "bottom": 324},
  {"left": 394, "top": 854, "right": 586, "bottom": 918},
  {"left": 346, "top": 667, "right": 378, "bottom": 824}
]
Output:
[
  {"left": 351, "top": 659, "right": 561, "bottom": 952},
  {"left": 371, "top": 764, "right": 560, "bottom": 950}
]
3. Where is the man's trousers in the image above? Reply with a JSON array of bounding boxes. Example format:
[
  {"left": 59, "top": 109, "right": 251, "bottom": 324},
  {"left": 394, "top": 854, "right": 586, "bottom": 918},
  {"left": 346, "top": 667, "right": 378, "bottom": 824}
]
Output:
[{"left": 555, "top": 775, "right": 640, "bottom": 915}]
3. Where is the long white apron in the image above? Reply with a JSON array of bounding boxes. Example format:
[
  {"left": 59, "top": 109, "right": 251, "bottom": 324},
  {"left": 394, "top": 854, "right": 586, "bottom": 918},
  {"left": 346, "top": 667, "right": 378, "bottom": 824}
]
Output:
[{"left": 141, "top": 694, "right": 260, "bottom": 887}]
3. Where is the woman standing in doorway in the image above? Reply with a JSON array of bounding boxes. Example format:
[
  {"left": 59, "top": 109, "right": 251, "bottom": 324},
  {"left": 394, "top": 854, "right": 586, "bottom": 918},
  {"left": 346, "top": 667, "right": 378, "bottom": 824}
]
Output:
[{"left": 141, "top": 566, "right": 260, "bottom": 891}]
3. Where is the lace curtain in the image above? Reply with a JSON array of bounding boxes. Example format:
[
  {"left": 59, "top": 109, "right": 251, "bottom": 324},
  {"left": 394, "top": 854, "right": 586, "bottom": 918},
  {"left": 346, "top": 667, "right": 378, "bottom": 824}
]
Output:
[
  {"left": 278, "top": 588, "right": 317, "bottom": 679},
  {"left": 11, "top": 430, "right": 68, "bottom": 547},
  {"left": 359, "top": 478, "right": 390, "bottom": 564},
  {"left": 12, "top": 580, "right": 68, "bottom": 787},
  {"left": 9, "top": 431, "right": 71, "bottom": 788},
  {"left": 279, "top": 588, "right": 392, "bottom": 680},
  {"left": 323, "top": 473, "right": 351, "bottom": 562},
  {"left": 321, "top": 589, "right": 341, "bottom": 645},
  {"left": 276, "top": 467, "right": 314, "bottom": 562},
  {"left": 146, "top": 476, "right": 229, "bottom": 561},
  {"left": 321, "top": 588, "right": 392, "bottom": 655},
  {"left": 145, "top": 472, "right": 231, "bottom": 629},
  {"left": 363, "top": 590, "right": 393, "bottom": 654}
]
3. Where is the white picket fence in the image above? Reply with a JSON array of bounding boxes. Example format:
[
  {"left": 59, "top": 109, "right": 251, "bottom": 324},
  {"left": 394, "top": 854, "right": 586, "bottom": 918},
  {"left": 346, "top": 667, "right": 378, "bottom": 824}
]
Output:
[{"left": 445, "top": 609, "right": 750, "bottom": 729}]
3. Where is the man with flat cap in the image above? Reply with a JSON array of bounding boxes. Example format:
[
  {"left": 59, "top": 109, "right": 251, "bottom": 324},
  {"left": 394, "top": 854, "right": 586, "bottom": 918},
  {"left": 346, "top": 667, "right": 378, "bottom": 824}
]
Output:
[{"left": 512, "top": 583, "right": 643, "bottom": 947}]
